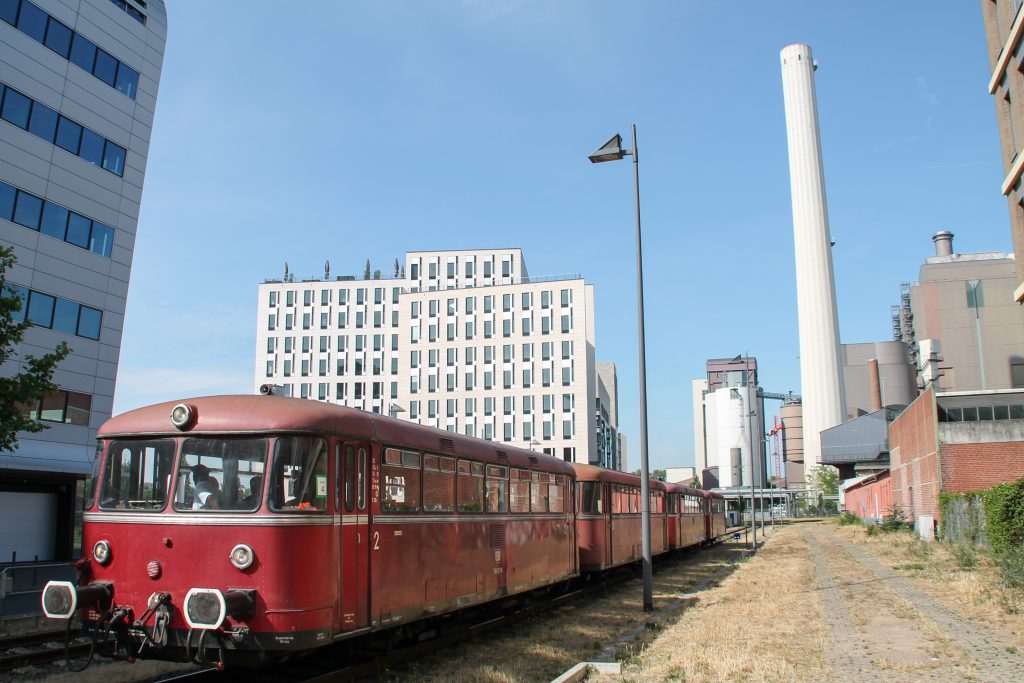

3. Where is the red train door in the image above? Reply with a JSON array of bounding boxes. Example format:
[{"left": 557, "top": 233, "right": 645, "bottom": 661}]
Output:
[{"left": 339, "top": 442, "right": 371, "bottom": 630}]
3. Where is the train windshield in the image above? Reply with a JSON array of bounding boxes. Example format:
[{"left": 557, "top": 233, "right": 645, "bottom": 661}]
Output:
[
  {"left": 173, "top": 437, "right": 268, "bottom": 512},
  {"left": 269, "top": 436, "right": 329, "bottom": 512},
  {"left": 98, "top": 439, "right": 176, "bottom": 511}
]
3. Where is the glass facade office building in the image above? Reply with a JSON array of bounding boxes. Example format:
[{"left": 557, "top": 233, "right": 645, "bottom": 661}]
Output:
[{"left": 0, "top": 0, "right": 166, "bottom": 561}]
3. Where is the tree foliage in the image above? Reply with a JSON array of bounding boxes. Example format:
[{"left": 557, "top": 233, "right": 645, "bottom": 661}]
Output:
[
  {"left": 810, "top": 465, "right": 839, "bottom": 496},
  {"left": 0, "top": 246, "right": 69, "bottom": 452}
]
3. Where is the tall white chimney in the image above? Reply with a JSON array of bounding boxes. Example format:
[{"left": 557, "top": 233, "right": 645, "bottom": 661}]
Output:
[{"left": 780, "top": 44, "right": 846, "bottom": 481}]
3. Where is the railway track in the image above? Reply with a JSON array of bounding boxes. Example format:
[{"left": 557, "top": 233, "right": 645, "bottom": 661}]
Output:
[{"left": 0, "top": 627, "right": 92, "bottom": 672}]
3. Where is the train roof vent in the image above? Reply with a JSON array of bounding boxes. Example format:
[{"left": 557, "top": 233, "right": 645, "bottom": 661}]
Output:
[
  {"left": 529, "top": 456, "right": 539, "bottom": 465},
  {"left": 439, "top": 437, "right": 456, "bottom": 454},
  {"left": 496, "top": 449, "right": 510, "bottom": 463}
]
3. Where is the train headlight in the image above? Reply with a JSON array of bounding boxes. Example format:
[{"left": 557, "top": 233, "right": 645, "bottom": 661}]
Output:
[
  {"left": 41, "top": 581, "right": 113, "bottom": 619},
  {"left": 184, "top": 588, "right": 255, "bottom": 630},
  {"left": 170, "top": 403, "right": 195, "bottom": 430},
  {"left": 93, "top": 540, "right": 112, "bottom": 565},
  {"left": 229, "top": 544, "right": 255, "bottom": 570}
]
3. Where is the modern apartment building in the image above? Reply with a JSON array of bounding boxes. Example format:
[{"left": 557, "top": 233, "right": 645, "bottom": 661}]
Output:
[
  {"left": 893, "top": 232, "right": 1024, "bottom": 392},
  {"left": 981, "top": 0, "right": 1024, "bottom": 308},
  {"left": 255, "top": 249, "right": 621, "bottom": 466},
  {"left": 0, "top": 0, "right": 166, "bottom": 562}
]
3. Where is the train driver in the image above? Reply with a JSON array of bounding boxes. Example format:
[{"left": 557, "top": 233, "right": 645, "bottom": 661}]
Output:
[{"left": 192, "top": 464, "right": 221, "bottom": 510}]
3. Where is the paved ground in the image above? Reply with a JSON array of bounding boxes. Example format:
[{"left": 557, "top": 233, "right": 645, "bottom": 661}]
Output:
[{"left": 804, "top": 525, "right": 1023, "bottom": 682}]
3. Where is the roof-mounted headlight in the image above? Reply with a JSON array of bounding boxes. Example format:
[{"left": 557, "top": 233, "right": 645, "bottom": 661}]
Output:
[{"left": 170, "top": 403, "right": 196, "bottom": 430}]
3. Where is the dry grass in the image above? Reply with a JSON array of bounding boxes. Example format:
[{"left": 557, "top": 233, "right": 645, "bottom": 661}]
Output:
[
  {"left": 832, "top": 524, "right": 1024, "bottom": 646},
  {"left": 594, "top": 526, "right": 829, "bottom": 682}
]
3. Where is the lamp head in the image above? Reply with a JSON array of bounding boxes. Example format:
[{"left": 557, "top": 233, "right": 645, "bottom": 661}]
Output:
[{"left": 588, "top": 134, "right": 626, "bottom": 163}]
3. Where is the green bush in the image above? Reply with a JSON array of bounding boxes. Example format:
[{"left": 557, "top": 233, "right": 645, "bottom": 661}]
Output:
[
  {"left": 996, "top": 546, "right": 1024, "bottom": 591},
  {"left": 952, "top": 542, "right": 978, "bottom": 569},
  {"left": 880, "top": 506, "right": 908, "bottom": 533},
  {"left": 837, "top": 511, "right": 860, "bottom": 526},
  {"left": 981, "top": 480, "right": 1024, "bottom": 555}
]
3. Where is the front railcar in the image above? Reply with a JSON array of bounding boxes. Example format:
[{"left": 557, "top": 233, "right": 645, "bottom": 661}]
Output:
[{"left": 41, "top": 397, "right": 355, "bottom": 668}]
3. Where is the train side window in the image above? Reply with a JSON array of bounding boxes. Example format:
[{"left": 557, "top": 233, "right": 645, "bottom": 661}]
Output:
[
  {"left": 381, "top": 447, "right": 421, "bottom": 512},
  {"left": 580, "top": 481, "right": 601, "bottom": 514},
  {"left": 530, "top": 471, "right": 548, "bottom": 512},
  {"left": 485, "top": 465, "right": 507, "bottom": 513},
  {"left": 509, "top": 469, "right": 530, "bottom": 513},
  {"left": 549, "top": 475, "right": 565, "bottom": 513},
  {"left": 666, "top": 493, "right": 676, "bottom": 514},
  {"left": 423, "top": 454, "right": 455, "bottom": 512},
  {"left": 456, "top": 460, "right": 484, "bottom": 512},
  {"left": 344, "top": 446, "right": 355, "bottom": 512},
  {"left": 98, "top": 438, "right": 175, "bottom": 511},
  {"left": 357, "top": 448, "right": 367, "bottom": 511},
  {"left": 269, "top": 436, "right": 328, "bottom": 512}
]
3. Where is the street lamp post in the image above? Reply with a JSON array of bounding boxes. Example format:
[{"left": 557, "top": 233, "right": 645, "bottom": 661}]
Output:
[
  {"left": 389, "top": 403, "right": 405, "bottom": 419},
  {"left": 589, "top": 124, "right": 653, "bottom": 611}
]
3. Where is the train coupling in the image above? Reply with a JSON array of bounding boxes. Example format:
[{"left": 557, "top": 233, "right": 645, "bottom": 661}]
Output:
[{"left": 41, "top": 580, "right": 113, "bottom": 619}]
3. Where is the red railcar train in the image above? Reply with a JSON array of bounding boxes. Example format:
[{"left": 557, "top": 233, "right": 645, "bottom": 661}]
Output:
[{"left": 41, "top": 395, "right": 725, "bottom": 668}]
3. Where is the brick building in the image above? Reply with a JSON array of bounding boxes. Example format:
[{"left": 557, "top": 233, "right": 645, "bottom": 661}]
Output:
[{"left": 890, "top": 385, "right": 1024, "bottom": 529}]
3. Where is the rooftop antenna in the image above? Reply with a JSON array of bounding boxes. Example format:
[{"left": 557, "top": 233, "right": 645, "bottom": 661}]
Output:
[
  {"left": 284, "top": 261, "right": 289, "bottom": 279},
  {"left": 325, "top": 259, "right": 330, "bottom": 280}
]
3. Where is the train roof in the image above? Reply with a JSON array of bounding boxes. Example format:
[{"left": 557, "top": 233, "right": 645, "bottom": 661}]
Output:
[
  {"left": 570, "top": 463, "right": 667, "bottom": 491},
  {"left": 99, "top": 395, "right": 575, "bottom": 476}
]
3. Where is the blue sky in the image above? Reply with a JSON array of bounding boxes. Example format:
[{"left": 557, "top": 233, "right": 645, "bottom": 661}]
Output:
[{"left": 114, "top": 1, "right": 1009, "bottom": 472}]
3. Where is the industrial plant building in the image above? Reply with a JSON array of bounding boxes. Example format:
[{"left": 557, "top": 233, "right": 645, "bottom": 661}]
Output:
[{"left": 254, "top": 249, "right": 624, "bottom": 469}]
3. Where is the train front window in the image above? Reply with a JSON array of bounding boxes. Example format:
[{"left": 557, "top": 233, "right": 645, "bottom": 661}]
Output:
[
  {"left": 173, "top": 437, "right": 268, "bottom": 512},
  {"left": 270, "top": 436, "right": 329, "bottom": 512},
  {"left": 98, "top": 439, "right": 176, "bottom": 511},
  {"left": 83, "top": 442, "right": 102, "bottom": 511}
]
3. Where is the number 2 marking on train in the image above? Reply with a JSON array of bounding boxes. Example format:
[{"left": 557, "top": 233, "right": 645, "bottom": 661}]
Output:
[{"left": 372, "top": 531, "right": 380, "bottom": 550}]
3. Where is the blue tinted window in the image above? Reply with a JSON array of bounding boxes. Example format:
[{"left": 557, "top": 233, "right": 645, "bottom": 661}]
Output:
[
  {"left": 27, "top": 100, "right": 57, "bottom": 141},
  {"left": 0, "top": 182, "right": 14, "bottom": 222},
  {"left": 54, "top": 116, "right": 81, "bottom": 154},
  {"left": 66, "top": 213, "right": 90, "bottom": 248},
  {"left": 0, "top": 0, "right": 19, "bottom": 26},
  {"left": 12, "top": 191, "right": 42, "bottom": 229},
  {"left": 69, "top": 33, "right": 96, "bottom": 73},
  {"left": 27, "top": 291, "right": 55, "bottom": 328},
  {"left": 102, "top": 142, "right": 126, "bottom": 176},
  {"left": 89, "top": 222, "right": 114, "bottom": 257},
  {"left": 43, "top": 17, "right": 72, "bottom": 58},
  {"left": 15, "top": 0, "right": 45, "bottom": 42},
  {"left": 79, "top": 128, "right": 104, "bottom": 167},
  {"left": 77, "top": 306, "right": 101, "bottom": 340},
  {"left": 1, "top": 87, "right": 31, "bottom": 129},
  {"left": 40, "top": 202, "right": 68, "bottom": 239},
  {"left": 114, "top": 63, "right": 139, "bottom": 99},
  {"left": 52, "top": 298, "right": 79, "bottom": 335},
  {"left": 92, "top": 49, "right": 117, "bottom": 87},
  {"left": 6, "top": 286, "right": 28, "bottom": 323}
]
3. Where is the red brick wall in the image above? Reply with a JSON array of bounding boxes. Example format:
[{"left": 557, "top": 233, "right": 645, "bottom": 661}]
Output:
[
  {"left": 843, "top": 472, "right": 892, "bottom": 521},
  {"left": 889, "top": 387, "right": 941, "bottom": 521},
  {"left": 941, "top": 442, "right": 1024, "bottom": 493}
]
